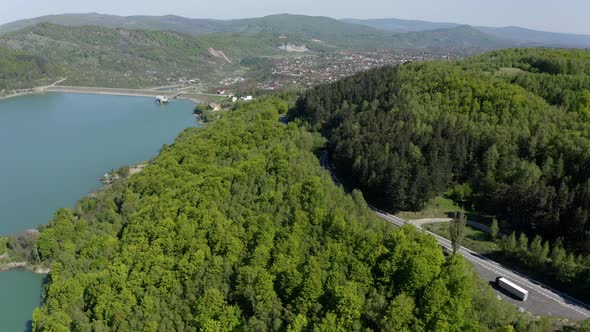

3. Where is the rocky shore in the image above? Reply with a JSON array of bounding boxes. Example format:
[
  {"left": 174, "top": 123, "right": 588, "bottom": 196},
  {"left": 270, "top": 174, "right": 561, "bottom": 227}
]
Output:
[{"left": 0, "top": 260, "right": 50, "bottom": 274}]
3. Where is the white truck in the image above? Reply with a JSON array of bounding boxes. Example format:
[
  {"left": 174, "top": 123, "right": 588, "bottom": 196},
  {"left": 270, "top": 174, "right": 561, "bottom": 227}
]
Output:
[{"left": 496, "top": 277, "right": 529, "bottom": 301}]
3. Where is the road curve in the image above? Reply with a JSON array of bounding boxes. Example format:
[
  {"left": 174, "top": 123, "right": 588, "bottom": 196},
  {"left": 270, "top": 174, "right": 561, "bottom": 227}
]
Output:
[{"left": 320, "top": 152, "right": 590, "bottom": 321}]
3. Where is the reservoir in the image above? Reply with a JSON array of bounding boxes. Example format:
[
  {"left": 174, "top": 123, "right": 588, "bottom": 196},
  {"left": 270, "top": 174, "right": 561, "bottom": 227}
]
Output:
[
  {"left": 0, "top": 270, "right": 46, "bottom": 332},
  {"left": 0, "top": 92, "right": 198, "bottom": 331}
]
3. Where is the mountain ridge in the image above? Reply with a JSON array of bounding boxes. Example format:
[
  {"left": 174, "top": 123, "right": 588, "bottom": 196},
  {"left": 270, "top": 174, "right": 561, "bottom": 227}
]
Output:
[
  {"left": 0, "top": 13, "right": 516, "bottom": 52},
  {"left": 477, "top": 26, "right": 590, "bottom": 48},
  {"left": 0, "top": 13, "right": 385, "bottom": 37},
  {"left": 341, "top": 17, "right": 590, "bottom": 48},
  {"left": 341, "top": 17, "right": 460, "bottom": 33},
  {"left": 387, "top": 25, "right": 511, "bottom": 50},
  {"left": 2, "top": 12, "right": 588, "bottom": 50}
]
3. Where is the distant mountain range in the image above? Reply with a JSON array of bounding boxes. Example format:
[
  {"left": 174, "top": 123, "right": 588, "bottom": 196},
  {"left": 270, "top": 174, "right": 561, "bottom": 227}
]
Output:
[
  {"left": 341, "top": 18, "right": 460, "bottom": 34},
  {"left": 387, "top": 25, "right": 510, "bottom": 50},
  {"left": 342, "top": 17, "right": 590, "bottom": 49},
  {"left": 1, "top": 13, "right": 589, "bottom": 90},
  {"left": 476, "top": 26, "right": 590, "bottom": 48},
  {"left": 0, "top": 13, "right": 514, "bottom": 52},
  {"left": 1, "top": 13, "right": 589, "bottom": 50},
  {"left": 0, "top": 13, "right": 394, "bottom": 49},
  {"left": 0, "top": 13, "right": 379, "bottom": 38}
]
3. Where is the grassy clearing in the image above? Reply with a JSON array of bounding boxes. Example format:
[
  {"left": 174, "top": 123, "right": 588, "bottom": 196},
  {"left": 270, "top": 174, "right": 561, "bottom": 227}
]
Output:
[
  {"left": 396, "top": 195, "right": 496, "bottom": 228},
  {"left": 396, "top": 196, "right": 460, "bottom": 220},
  {"left": 424, "top": 222, "right": 501, "bottom": 255}
]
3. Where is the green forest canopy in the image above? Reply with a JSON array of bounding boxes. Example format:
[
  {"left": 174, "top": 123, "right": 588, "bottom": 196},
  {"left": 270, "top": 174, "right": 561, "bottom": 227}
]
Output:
[
  {"left": 26, "top": 97, "right": 544, "bottom": 331},
  {"left": 290, "top": 48, "right": 590, "bottom": 256},
  {"left": 0, "top": 46, "right": 59, "bottom": 91}
]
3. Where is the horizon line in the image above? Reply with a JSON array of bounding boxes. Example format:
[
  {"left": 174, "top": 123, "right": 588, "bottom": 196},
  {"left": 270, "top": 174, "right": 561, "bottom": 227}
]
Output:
[{"left": 1, "top": 11, "right": 588, "bottom": 36}]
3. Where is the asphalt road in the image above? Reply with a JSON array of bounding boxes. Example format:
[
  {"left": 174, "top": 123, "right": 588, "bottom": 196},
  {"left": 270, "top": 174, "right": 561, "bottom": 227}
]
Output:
[{"left": 320, "top": 153, "right": 590, "bottom": 321}]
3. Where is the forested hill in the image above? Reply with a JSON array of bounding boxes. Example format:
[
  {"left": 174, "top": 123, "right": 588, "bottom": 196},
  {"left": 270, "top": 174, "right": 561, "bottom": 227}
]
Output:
[
  {"left": 0, "top": 47, "right": 59, "bottom": 91},
  {"left": 6, "top": 13, "right": 590, "bottom": 49},
  {"left": 0, "top": 13, "right": 415, "bottom": 49},
  {"left": 388, "top": 25, "right": 510, "bottom": 51},
  {"left": 0, "top": 13, "right": 228, "bottom": 36},
  {"left": 343, "top": 18, "right": 590, "bottom": 49},
  {"left": 463, "top": 48, "right": 590, "bottom": 114},
  {"left": 0, "top": 13, "right": 382, "bottom": 38},
  {"left": 0, "top": 23, "right": 282, "bottom": 87},
  {"left": 0, "top": 14, "right": 514, "bottom": 51},
  {"left": 341, "top": 18, "right": 459, "bottom": 34},
  {"left": 476, "top": 26, "right": 590, "bottom": 49},
  {"left": 26, "top": 97, "right": 540, "bottom": 330},
  {"left": 290, "top": 48, "right": 590, "bottom": 256}
]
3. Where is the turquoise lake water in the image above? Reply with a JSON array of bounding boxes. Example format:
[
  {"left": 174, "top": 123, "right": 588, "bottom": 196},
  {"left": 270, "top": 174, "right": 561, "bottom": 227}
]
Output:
[
  {"left": 0, "top": 92, "right": 197, "bottom": 331},
  {"left": 0, "top": 270, "right": 46, "bottom": 332}
]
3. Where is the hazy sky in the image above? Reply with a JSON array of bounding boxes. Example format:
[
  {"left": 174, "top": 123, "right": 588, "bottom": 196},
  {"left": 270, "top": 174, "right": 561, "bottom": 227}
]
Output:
[{"left": 2, "top": 0, "right": 589, "bottom": 34}]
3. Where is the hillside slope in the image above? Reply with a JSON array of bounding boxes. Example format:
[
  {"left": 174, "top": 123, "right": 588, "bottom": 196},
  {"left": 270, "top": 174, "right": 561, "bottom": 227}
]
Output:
[
  {"left": 0, "top": 13, "right": 514, "bottom": 51},
  {"left": 0, "top": 23, "right": 281, "bottom": 87},
  {"left": 222, "top": 14, "right": 394, "bottom": 49},
  {"left": 342, "top": 17, "right": 459, "bottom": 33},
  {"left": 342, "top": 17, "right": 590, "bottom": 49},
  {"left": 0, "top": 47, "right": 60, "bottom": 92},
  {"left": 0, "top": 13, "right": 395, "bottom": 48},
  {"left": 291, "top": 48, "right": 590, "bottom": 257},
  {"left": 26, "top": 96, "right": 544, "bottom": 331},
  {"left": 388, "top": 25, "right": 511, "bottom": 50},
  {"left": 0, "top": 13, "right": 227, "bottom": 36},
  {"left": 478, "top": 26, "right": 590, "bottom": 48}
]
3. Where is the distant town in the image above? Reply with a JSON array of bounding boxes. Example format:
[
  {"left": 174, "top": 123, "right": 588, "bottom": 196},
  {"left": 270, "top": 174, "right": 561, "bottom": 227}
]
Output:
[
  {"left": 160, "top": 49, "right": 466, "bottom": 101},
  {"left": 263, "top": 49, "right": 458, "bottom": 89}
]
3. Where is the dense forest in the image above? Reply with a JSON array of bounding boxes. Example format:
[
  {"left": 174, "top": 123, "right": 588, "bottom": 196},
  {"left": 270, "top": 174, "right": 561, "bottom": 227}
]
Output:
[
  {"left": 0, "top": 46, "right": 58, "bottom": 91},
  {"left": 24, "top": 97, "right": 547, "bottom": 331},
  {"left": 290, "top": 48, "right": 590, "bottom": 256},
  {"left": 463, "top": 48, "right": 590, "bottom": 115}
]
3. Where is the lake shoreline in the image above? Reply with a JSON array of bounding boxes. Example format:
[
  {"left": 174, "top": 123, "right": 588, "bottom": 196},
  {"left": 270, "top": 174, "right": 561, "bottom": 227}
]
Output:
[
  {"left": 0, "top": 162, "right": 152, "bottom": 277},
  {"left": 0, "top": 261, "right": 50, "bottom": 274},
  {"left": 0, "top": 91, "right": 198, "bottom": 330},
  {"left": 1, "top": 83, "right": 205, "bottom": 105},
  {"left": 0, "top": 89, "right": 45, "bottom": 101},
  {"left": 45, "top": 86, "right": 202, "bottom": 104},
  {"left": 0, "top": 78, "right": 67, "bottom": 101}
]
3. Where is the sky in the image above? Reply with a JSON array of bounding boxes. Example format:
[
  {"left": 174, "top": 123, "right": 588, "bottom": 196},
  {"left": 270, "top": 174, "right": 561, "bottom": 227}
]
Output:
[{"left": 2, "top": 0, "right": 589, "bottom": 35}]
